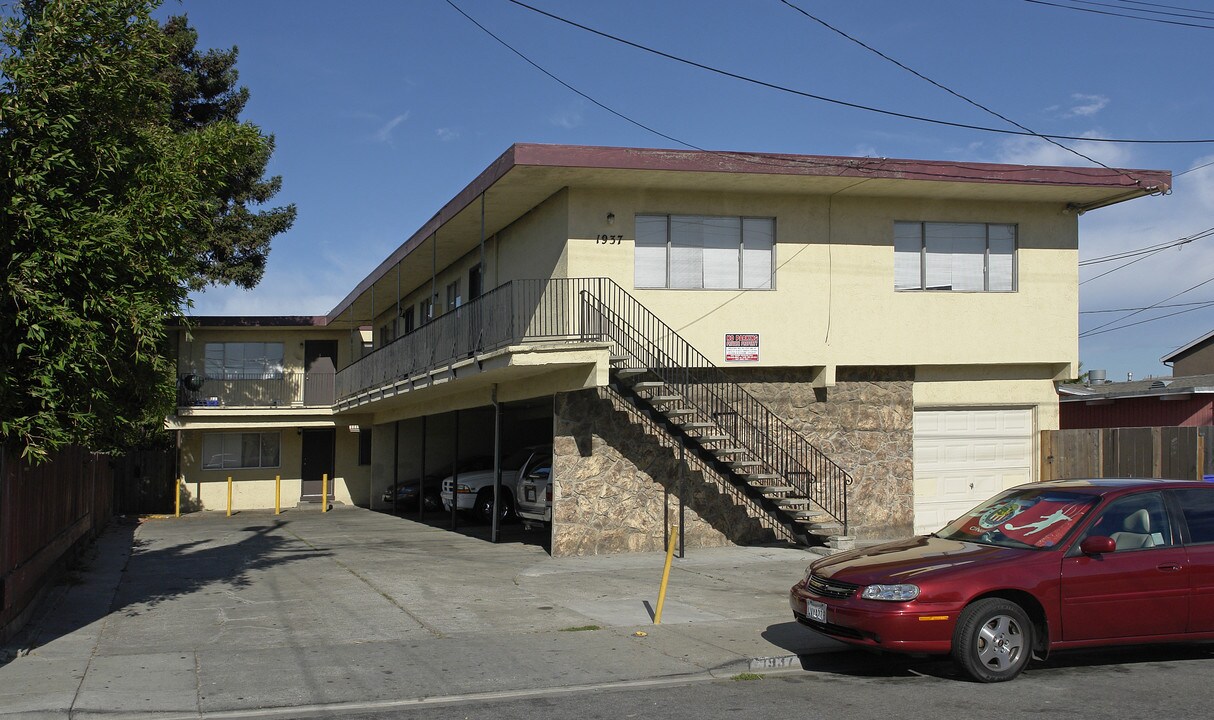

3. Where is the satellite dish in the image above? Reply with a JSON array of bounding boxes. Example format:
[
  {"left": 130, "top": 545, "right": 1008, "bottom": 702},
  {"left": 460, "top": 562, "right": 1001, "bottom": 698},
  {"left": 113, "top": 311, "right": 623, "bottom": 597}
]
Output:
[{"left": 183, "top": 374, "right": 205, "bottom": 391}]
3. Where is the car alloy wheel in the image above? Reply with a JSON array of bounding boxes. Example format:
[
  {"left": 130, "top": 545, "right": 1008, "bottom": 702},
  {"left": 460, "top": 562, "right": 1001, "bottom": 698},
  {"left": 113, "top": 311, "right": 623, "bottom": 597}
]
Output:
[
  {"left": 952, "top": 598, "right": 1033, "bottom": 682},
  {"left": 475, "top": 489, "right": 513, "bottom": 524}
]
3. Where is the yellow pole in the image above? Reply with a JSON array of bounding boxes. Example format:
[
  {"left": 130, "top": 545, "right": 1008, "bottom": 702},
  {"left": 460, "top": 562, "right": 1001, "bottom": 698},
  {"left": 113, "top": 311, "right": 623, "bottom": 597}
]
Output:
[
  {"left": 275, "top": 474, "right": 281, "bottom": 515},
  {"left": 322, "top": 473, "right": 328, "bottom": 513},
  {"left": 175, "top": 477, "right": 181, "bottom": 518},
  {"left": 227, "top": 476, "right": 233, "bottom": 517},
  {"left": 653, "top": 526, "right": 679, "bottom": 624}
]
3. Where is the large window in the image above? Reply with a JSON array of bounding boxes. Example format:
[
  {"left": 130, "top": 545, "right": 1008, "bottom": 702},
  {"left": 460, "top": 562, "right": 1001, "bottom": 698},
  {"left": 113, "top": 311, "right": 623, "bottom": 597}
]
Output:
[
  {"left": 636, "top": 215, "right": 774, "bottom": 290},
  {"left": 204, "top": 342, "right": 284, "bottom": 379},
  {"left": 895, "top": 222, "right": 1016, "bottom": 292},
  {"left": 202, "top": 432, "right": 281, "bottom": 470}
]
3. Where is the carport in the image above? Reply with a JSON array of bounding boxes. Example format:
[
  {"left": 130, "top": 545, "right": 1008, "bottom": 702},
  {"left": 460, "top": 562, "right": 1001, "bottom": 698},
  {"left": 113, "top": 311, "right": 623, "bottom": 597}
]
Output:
[{"left": 379, "top": 395, "right": 553, "bottom": 546}]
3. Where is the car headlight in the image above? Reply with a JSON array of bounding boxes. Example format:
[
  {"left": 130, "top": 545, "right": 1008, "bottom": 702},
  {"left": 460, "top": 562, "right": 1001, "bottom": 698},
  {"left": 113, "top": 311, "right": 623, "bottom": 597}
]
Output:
[
  {"left": 455, "top": 484, "right": 474, "bottom": 494},
  {"left": 861, "top": 584, "right": 920, "bottom": 601}
]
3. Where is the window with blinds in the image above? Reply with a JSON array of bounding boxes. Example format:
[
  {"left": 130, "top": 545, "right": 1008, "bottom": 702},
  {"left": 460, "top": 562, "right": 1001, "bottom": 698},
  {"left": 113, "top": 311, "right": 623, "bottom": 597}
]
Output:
[
  {"left": 895, "top": 222, "right": 1016, "bottom": 292},
  {"left": 203, "top": 342, "right": 285, "bottom": 379},
  {"left": 202, "top": 432, "right": 281, "bottom": 470},
  {"left": 635, "top": 215, "right": 774, "bottom": 290}
]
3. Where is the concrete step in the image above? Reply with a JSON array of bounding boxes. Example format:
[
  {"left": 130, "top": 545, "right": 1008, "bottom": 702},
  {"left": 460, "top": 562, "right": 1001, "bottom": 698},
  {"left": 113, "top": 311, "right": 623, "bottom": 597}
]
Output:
[
  {"left": 756, "top": 485, "right": 795, "bottom": 495},
  {"left": 711, "top": 447, "right": 748, "bottom": 456},
  {"left": 745, "top": 473, "right": 781, "bottom": 481},
  {"left": 680, "top": 421, "right": 715, "bottom": 430},
  {"left": 773, "top": 497, "right": 810, "bottom": 508},
  {"left": 613, "top": 367, "right": 647, "bottom": 378},
  {"left": 663, "top": 408, "right": 696, "bottom": 417},
  {"left": 650, "top": 395, "right": 683, "bottom": 404},
  {"left": 692, "top": 434, "right": 729, "bottom": 443},
  {"left": 632, "top": 381, "right": 665, "bottom": 390},
  {"left": 729, "top": 460, "right": 762, "bottom": 469}
]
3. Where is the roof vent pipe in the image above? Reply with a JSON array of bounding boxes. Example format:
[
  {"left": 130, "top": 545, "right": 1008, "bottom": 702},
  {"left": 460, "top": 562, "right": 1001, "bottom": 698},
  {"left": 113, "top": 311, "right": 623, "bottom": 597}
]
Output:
[{"left": 1087, "top": 369, "right": 1106, "bottom": 385}]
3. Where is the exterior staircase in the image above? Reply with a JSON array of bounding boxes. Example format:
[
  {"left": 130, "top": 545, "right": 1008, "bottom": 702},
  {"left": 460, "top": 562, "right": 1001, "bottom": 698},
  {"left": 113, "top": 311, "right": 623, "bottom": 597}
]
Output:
[{"left": 575, "top": 280, "right": 855, "bottom": 551}]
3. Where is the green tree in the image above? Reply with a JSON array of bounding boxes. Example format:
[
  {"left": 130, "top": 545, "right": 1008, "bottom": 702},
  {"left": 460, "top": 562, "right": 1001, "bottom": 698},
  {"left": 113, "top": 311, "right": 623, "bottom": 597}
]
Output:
[{"left": 0, "top": 0, "right": 295, "bottom": 461}]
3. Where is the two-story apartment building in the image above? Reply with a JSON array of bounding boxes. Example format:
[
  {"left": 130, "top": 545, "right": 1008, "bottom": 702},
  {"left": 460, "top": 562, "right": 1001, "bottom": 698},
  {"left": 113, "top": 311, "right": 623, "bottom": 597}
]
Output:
[{"left": 167, "top": 143, "right": 1169, "bottom": 556}]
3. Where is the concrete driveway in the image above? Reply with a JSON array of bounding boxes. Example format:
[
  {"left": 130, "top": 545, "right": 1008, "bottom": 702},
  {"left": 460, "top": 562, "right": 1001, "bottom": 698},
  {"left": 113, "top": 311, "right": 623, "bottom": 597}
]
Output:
[{"left": 0, "top": 506, "right": 843, "bottom": 718}]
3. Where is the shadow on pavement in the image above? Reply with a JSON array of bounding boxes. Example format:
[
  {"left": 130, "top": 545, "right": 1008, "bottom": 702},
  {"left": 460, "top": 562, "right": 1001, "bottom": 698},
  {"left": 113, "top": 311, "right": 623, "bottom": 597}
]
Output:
[
  {"left": 2, "top": 517, "right": 332, "bottom": 666},
  {"left": 377, "top": 507, "right": 551, "bottom": 552}
]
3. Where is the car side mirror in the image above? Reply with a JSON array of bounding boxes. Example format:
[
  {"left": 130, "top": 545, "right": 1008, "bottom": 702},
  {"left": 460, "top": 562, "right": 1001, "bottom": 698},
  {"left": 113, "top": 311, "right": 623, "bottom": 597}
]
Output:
[{"left": 1080, "top": 536, "right": 1116, "bottom": 555}]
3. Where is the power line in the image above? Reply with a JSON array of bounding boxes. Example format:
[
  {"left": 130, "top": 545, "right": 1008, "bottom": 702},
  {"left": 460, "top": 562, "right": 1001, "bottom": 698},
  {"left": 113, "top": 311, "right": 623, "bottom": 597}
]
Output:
[
  {"left": 1082, "top": 299, "right": 1214, "bottom": 339},
  {"left": 1080, "top": 227, "right": 1214, "bottom": 266},
  {"left": 1023, "top": 0, "right": 1214, "bottom": 29},
  {"left": 1072, "top": 0, "right": 1214, "bottom": 21},
  {"left": 446, "top": 1, "right": 1162, "bottom": 189},
  {"left": 1111, "top": 0, "right": 1214, "bottom": 18},
  {"left": 1176, "top": 158, "right": 1214, "bottom": 177},
  {"left": 1080, "top": 276, "right": 1214, "bottom": 336},
  {"left": 504, "top": 0, "right": 1214, "bottom": 145},
  {"left": 1081, "top": 299, "right": 1214, "bottom": 313},
  {"left": 778, "top": 0, "right": 1124, "bottom": 177}
]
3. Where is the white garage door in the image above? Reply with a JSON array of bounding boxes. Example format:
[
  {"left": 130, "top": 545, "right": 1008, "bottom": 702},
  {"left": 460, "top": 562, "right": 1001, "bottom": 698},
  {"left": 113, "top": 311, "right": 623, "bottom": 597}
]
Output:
[{"left": 913, "top": 408, "right": 1034, "bottom": 535}]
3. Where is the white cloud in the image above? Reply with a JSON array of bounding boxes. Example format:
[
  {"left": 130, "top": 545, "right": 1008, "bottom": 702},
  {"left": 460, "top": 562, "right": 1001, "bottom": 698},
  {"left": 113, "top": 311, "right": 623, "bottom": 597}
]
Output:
[
  {"left": 1065, "top": 93, "right": 1110, "bottom": 118},
  {"left": 550, "top": 108, "right": 583, "bottom": 130},
  {"left": 372, "top": 112, "right": 410, "bottom": 144},
  {"left": 993, "top": 131, "right": 1132, "bottom": 168},
  {"left": 436, "top": 127, "right": 459, "bottom": 142}
]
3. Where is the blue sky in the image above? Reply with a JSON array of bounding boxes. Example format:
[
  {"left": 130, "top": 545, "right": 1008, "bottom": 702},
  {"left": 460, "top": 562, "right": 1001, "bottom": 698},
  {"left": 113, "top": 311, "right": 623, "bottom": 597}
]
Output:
[{"left": 171, "top": 0, "right": 1214, "bottom": 381}]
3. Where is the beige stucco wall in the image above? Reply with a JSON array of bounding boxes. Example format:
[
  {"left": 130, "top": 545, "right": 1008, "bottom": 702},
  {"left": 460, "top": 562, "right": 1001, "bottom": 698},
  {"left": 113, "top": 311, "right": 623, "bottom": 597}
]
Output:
[
  {"left": 563, "top": 187, "right": 1078, "bottom": 374},
  {"left": 176, "top": 327, "right": 353, "bottom": 376},
  {"left": 177, "top": 425, "right": 369, "bottom": 512}
]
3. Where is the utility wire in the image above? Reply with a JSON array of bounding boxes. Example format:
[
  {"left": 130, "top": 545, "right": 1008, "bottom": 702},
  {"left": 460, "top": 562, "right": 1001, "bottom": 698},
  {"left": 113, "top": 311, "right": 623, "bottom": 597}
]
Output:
[
  {"left": 1176, "top": 158, "right": 1214, "bottom": 177},
  {"left": 447, "top": 0, "right": 1158, "bottom": 188},
  {"left": 778, "top": 0, "right": 1123, "bottom": 177},
  {"left": 1080, "top": 300, "right": 1214, "bottom": 338},
  {"left": 1080, "top": 276, "right": 1214, "bottom": 336},
  {"left": 1080, "top": 227, "right": 1213, "bottom": 265},
  {"left": 1069, "top": 0, "right": 1214, "bottom": 21},
  {"left": 1081, "top": 299, "right": 1214, "bottom": 313},
  {"left": 1023, "top": 0, "right": 1214, "bottom": 29},
  {"left": 504, "top": 0, "right": 1214, "bottom": 145},
  {"left": 1112, "top": 0, "right": 1214, "bottom": 18}
]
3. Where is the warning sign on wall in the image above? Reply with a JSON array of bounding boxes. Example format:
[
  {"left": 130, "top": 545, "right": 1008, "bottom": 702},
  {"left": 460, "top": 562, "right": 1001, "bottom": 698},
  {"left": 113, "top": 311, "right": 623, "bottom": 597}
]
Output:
[{"left": 724, "top": 333, "right": 759, "bottom": 362}]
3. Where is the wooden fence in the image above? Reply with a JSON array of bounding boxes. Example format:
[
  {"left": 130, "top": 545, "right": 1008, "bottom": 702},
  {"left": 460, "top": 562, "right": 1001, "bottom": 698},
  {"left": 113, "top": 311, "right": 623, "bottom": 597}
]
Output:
[
  {"left": 0, "top": 446, "right": 114, "bottom": 641},
  {"left": 1042, "top": 426, "right": 1213, "bottom": 482}
]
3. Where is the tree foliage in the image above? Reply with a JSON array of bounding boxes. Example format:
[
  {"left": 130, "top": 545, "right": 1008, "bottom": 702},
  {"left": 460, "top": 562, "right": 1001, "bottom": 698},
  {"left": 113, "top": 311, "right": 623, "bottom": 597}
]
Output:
[{"left": 0, "top": 0, "right": 295, "bottom": 461}]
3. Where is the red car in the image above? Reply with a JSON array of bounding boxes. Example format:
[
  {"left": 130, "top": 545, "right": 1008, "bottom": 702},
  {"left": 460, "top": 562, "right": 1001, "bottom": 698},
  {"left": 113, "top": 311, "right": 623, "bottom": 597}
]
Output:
[{"left": 790, "top": 478, "right": 1214, "bottom": 682}]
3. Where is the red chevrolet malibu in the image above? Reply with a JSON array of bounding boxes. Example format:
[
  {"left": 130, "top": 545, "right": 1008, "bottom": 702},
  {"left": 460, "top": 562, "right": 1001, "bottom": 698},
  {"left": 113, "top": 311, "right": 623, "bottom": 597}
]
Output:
[{"left": 790, "top": 478, "right": 1214, "bottom": 682}]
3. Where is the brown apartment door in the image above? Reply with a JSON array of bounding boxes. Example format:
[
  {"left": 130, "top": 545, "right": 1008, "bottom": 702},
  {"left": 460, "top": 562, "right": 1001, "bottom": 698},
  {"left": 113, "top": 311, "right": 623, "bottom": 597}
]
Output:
[
  {"left": 300, "top": 429, "right": 335, "bottom": 501},
  {"left": 304, "top": 340, "right": 337, "bottom": 406}
]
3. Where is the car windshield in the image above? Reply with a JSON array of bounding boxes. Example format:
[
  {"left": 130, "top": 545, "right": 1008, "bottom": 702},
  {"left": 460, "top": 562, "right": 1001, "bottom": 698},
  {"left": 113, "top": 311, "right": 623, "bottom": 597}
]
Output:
[{"left": 935, "top": 488, "right": 1100, "bottom": 550}]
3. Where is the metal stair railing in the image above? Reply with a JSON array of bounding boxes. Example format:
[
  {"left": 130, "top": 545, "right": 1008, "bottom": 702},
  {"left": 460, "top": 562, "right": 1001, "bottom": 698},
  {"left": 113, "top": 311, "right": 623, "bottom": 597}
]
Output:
[{"left": 566, "top": 278, "right": 851, "bottom": 533}]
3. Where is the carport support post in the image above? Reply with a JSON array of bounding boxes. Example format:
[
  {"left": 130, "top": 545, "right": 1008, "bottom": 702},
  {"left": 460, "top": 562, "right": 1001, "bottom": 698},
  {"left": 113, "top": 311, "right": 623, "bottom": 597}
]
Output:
[
  {"left": 392, "top": 420, "right": 400, "bottom": 514},
  {"left": 449, "top": 411, "right": 459, "bottom": 531},
  {"left": 491, "top": 385, "right": 501, "bottom": 544},
  {"left": 419, "top": 416, "right": 427, "bottom": 516}
]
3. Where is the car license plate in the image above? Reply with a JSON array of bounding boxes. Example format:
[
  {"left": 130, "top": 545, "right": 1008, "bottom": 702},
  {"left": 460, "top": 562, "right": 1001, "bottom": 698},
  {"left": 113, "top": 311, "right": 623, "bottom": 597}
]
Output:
[
  {"left": 525, "top": 486, "right": 536, "bottom": 502},
  {"left": 806, "top": 599, "right": 827, "bottom": 623}
]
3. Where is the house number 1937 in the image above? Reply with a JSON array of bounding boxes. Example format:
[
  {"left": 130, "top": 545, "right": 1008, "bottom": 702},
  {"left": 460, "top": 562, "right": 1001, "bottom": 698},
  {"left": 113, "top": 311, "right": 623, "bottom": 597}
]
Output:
[{"left": 596, "top": 234, "right": 624, "bottom": 245}]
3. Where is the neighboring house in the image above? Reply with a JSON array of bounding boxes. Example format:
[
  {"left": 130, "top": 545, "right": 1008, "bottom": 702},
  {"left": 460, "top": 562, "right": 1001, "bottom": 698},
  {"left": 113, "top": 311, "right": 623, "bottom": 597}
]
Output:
[
  {"left": 1058, "top": 374, "right": 1214, "bottom": 429},
  {"left": 167, "top": 143, "right": 1169, "bottom": 555},
  {"left": 1163, "top": 329, "right": 1214, "bottom": 376}
]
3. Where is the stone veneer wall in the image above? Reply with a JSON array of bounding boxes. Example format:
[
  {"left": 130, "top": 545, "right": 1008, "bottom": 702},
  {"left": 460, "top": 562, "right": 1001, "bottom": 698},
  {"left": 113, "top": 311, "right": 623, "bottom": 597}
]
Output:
[
  {"left": 550, "top": 388, "right": 787, "bottom": 557},
  {"left": 726, "top": 367, "right": 915, "bottom": 540}
]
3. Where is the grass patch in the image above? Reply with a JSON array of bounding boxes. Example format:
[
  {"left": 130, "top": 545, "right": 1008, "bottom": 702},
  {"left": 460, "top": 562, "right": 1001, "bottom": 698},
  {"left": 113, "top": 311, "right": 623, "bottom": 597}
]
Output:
[
  {"left": 558, "top": 625, "right": 601, "bottom": 632},
  {"left": 730, "top": 672, "right": 765, "bottom": 681}
]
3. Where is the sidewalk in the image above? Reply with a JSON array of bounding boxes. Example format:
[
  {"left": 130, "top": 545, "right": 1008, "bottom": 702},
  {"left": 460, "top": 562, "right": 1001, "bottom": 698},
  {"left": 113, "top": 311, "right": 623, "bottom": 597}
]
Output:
[{"left": 0, "top": 506, "right": 846, "bottom": 719}]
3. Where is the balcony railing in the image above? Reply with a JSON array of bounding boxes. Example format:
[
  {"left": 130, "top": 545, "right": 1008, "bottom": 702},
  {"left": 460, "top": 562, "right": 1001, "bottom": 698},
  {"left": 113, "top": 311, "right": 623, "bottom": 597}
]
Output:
[
  {"left": 177, "top": 372, "right": 335, "bottom": 408},
  {"left": 335, "top": 279, "right": 601, "bottom": 401}
]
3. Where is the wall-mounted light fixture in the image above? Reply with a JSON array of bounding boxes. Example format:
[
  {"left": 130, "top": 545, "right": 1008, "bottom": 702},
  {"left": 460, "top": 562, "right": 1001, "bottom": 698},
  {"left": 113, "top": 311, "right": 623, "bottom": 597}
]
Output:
[{"left": 606, "top": 212, "right": 615, "bottom": 225}]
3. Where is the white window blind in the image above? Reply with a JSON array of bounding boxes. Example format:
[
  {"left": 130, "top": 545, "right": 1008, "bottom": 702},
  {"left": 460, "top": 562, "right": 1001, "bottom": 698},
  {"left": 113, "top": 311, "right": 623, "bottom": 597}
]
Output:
[
  {"left": 635, "top": 214, "right": 773, "bottom": 290},
  {"left": 202, "top": 432, "right": 281, "bottom": 469},
  {"left": 204, "top": 342, "right": 284, "bottom": 379},
  {"left": 895, "top": 221, "right": 1017, "bottom": 292}
]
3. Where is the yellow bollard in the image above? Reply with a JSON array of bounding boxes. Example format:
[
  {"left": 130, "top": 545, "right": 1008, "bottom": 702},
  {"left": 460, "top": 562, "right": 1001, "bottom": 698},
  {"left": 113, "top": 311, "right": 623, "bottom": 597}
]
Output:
[
  {"left": 275, "top": 475, "right": 281, "bottom": 515},
  {"left": 653, "top": 526, "right": 679, "bottom": 624},
  {"left": 227, "top": 476, "right": 233, "bottom": 517},
  {"left": 322, "top": 473, "right": 328, "bottom": 513},
  {"left": 175, "top": 477, "right": 181, "bottom": 518}
]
